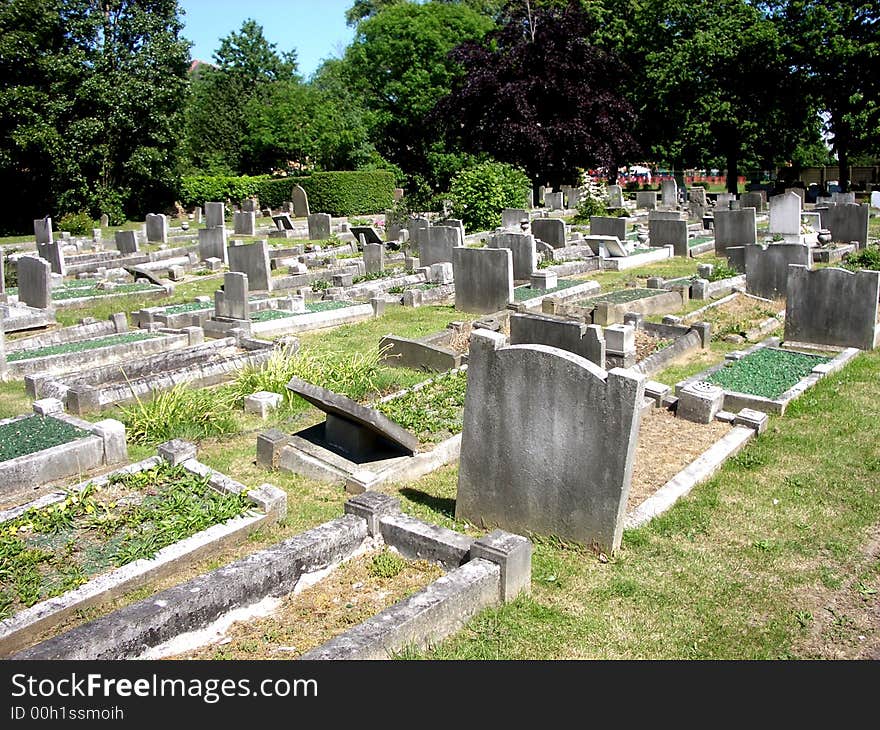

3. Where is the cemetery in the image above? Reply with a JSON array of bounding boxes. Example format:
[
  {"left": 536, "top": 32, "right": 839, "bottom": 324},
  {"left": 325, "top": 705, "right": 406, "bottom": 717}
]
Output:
[{"left": 1, "top": 0, "right": 879, "bottom": 670}]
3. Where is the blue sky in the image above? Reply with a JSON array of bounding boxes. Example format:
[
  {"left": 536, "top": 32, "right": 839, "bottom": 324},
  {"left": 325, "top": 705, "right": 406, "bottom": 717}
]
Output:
[{"left": 179, "top": 0, "right": 355, "bottom": 78}]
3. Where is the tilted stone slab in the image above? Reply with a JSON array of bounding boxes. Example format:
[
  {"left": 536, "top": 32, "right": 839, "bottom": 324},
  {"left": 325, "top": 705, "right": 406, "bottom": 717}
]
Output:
[
  {"left": 531, "top": 218, "right": 566, "bottom": 248},
  {"left": 349, "top": 226, "right": 383, "bottom": 245}
]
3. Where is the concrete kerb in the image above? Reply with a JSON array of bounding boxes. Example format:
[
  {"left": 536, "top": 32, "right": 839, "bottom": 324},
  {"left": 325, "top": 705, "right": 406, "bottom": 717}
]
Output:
[
  {"left": 513, "top": 279, "right": 600, "bottom": 311},
  {"left": 13, "top": 495, "right": 530, "bottom": 660},
  {"left": 0, "top": 444, "right": 286, "bottom": 657},
  {"left": 601, "top": 245, "right": 673, "bottom": 270}
]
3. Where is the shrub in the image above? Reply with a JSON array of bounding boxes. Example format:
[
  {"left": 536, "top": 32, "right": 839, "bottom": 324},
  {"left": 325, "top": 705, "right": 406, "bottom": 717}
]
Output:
[
  {"left": 843, "top": 244, "right": 880, "bottom": 272},
  {"left": 301, "top": 171, "right": 395, "bottom": 216},
  {"left": 368, "top": 549, "right": 407, "bottom": 579},
  {"left": 254, "top": 177, "right": 301, "bottom": 209},
  {"left": 572, "top": 180, "right": 609, "bottom": 223},
  {"left": 89, "top": 185, "right": 127, "bottom": 226},
  {"left": 57, "top": 211, "right": 94, "bottom": 236},
  {"left": 178, "top": 175, "right": 267, "bottom": 209},
  {"left": 448, "top": 161, "right": 530, "bottom": 232}
]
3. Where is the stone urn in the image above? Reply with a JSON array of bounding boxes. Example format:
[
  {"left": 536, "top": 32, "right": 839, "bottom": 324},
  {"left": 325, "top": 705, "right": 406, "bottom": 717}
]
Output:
[
  {"left": 817, "top": 229, "right": 832, "bottom": 246},
  {"left": 636, "top": 227, "right": 649, "bottom": 246}
]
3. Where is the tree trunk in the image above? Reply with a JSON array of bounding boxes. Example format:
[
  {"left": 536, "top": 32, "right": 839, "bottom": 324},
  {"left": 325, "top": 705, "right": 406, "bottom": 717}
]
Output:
[
  {"left": 838, "top": 146, "right": 850, "bottom": 193},
  {"left": 726, "top": 150, "right": 739, "bottom": 195}
]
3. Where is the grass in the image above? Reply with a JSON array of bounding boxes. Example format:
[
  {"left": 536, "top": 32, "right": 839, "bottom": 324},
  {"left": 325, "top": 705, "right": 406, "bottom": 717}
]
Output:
[
  {"left": 377, "top": 370, "right": 468, "bottom": 443},
  {"left": 5, "top": 332, "right": 159, "bottom": 363},
  {"left": 706, "top": 348, "right": 830, "bottom": 398},
  {"left": 0, "top": 415, "right": 90, "bottom": 462}
]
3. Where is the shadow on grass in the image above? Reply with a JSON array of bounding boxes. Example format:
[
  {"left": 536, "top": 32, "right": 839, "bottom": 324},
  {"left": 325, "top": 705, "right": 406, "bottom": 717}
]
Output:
[{"left": 399, "top": 487, "right": 456, "bottom": 519}]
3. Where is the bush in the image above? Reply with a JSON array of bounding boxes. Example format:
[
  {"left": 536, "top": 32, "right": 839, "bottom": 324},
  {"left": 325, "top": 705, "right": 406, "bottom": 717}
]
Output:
[
  {"left": 89, "top": 185, "right": 127, "bottom": 226},
  {"left": 57, "top": 211, "right": 93, "bottom": 236},
  {"left": 301, "top": 171, "right": 395, "bottom": 216},
  {"left": 844, "top": 244, "right": 880, "bottom": 272},
  {"left": 448, "top": 161, "right": 530, "bottom": 232},
  {"left": 178, "top": 175, "right": 268, "bottom": 209},
  {"left": 572, "top": 179, "right": 610, "bottom": 223},
  {"left": 254, "top": 177, "right": 299, "bottom": 209}
]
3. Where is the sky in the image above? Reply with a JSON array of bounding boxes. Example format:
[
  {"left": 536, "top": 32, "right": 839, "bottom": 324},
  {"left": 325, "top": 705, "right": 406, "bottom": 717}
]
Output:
[{"left": 179, "top": 0, "right": 355, "bottom": 78}]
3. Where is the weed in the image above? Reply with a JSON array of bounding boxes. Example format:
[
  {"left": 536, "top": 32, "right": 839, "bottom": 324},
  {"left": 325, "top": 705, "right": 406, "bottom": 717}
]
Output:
[{"left": 368, "top": 550, "right": 407, "bottom": 579}]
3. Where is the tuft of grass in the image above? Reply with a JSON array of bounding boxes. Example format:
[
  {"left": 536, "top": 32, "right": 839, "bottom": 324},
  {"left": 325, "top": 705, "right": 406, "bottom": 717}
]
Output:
[{"left": 368, "top": 549, "right": 408, "bottom": 579}]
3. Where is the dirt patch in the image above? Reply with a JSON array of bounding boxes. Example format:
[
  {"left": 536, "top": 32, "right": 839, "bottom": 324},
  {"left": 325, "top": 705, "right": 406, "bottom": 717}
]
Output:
[
  {"left": 628, "top": 408, "right": 733, "bottom": 512},
  {"left": 448, "top": 321, "right": 473, "bottom": 354},
  {"left": 690, "top": 293, "right": 784, "bottom": 341},
  {"left": 167, "top": 549, "right": 443, "bottom": 660},
  {"left": 635, "top": 330, "right": 672, "bottom": 362}
]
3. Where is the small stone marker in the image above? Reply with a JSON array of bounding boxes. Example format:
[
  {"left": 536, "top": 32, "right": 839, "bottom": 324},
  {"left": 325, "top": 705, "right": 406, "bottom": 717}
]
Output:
[
  {"left": 245, "top": 391, "right": 283, "bottom": 419},
  {"left": 676, "top": 381, "right": 724, "bottom": 423},
  {"left": 308, "top": 213, "right": 331, "bottom": 240}
]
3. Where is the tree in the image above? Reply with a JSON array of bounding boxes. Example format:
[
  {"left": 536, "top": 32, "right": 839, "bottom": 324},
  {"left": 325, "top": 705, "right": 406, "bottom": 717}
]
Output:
[{"left": 434, "top": 1, "right": 638, "bottom": 192}]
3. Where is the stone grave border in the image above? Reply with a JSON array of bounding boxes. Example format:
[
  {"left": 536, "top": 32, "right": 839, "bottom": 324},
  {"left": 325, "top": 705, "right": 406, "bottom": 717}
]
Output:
[
  {"left": 250, "top": 302, "right": 374, "bottom": 337},
  {"left": 0, "top": 303, "right": 56, "bottom": 333},
  {"left": 13, "top": 493, "right": 530, "bottom": 661},
  {"left": 601, "top": 244, "right": 673, "bottom": 271},
  {"left": 626, "top": 316, "right": 710, "bottom": 377},
  {"left": 682, "top": 291, "right": 785, "bottom": 342},
  {"left": 379, "top": 327, "right": 467, "bottom": 372},
  {"left": 513, "top": 279, "right": 600, "bottom": 311},
  {"left": 545, "top": 286, "right": 688, "bottom": 327},
  {"left": 674, "top": 337, "right": 859, "bottom": 415},
  {"left": 0, "top": 440, "right": 286, "bottom": 657},
  {"left": 45, "top": 282, "right": 170, "bottom": 308}
]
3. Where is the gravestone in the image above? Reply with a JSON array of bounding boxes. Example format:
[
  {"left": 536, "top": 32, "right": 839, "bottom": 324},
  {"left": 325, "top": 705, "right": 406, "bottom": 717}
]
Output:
[
  {"left": 636, "top": 191, "right": 657, "bottom": 210},
  {"left": 34, "top": 217, "right": 52, "bottom": 245},
  {"left": 205, "top": 202, "right": 225, "bottom": 229},
  {"left": 193, "top": 206, "right": 202, "bottom": 224},
  {"left": 768, "top": 192, "right": 802, "bottom": 242},
  {"left": 241, "top": 197, "right": 259, "bottom": 213},
  {"left": 99, "top": 214, "right": 109, "bottom": 227},
  {"left": 114, "top": 230, "right": 139, "bottom": 254},
  {"left": 350, "top": 226, "right": 383, "bottom": 246},
  {"left": 740, "top": 191, "right": 764, "bottom": 212},
  {"left": 714, "top": 207, "right": 757, "bottom": 255},
  {"left": 452, "top": 247, "right": 513, "bottom": 314},
  {"left": 291, "top": 184, "right": 310, "bottom": 217},
  {"left": 607, "top": 185, "right": 624, "bottom": 209},
  {"left": 363, "top": 243, "right": 384, "bottom": 275},
  {"left": 308, "top": 213, "right": 331, "bottom": 240},
  {"left": 871, "top": 191, "right": 880, "bottom": 209},
  {"left": 233, "top": 211, "right": 256, "bottom": 236},
  {"left": 544, "top": 191, "right": 564, "bottom": 210},
  {"left": 287, "top": 377, "right": 418, "bottom": 460},
  {"left": 509, "top": 312, "right": 605, "bottom": 368},
  {"left": 420, "top": 226, "right": 461, "bottom": 267},
  {"left": 715, "top": 193, "right": 736, "bottom": 210},
  {"left": 648, "top": 218, "right": 688, "bottom": 256},
  {"left": 816, "top": 203, "right": 869, "bottom": 248},
  {"left": 38, "top": 241, "right": 65, "bottom": 275},
  {"left": 145, "top": 213, "right": 168, "bottom": 244},
  {"left": 17, "top": 255, "right": 52, "bottom": 309},
  {"left": 590, "top": 216, "right": 627, "bottom": 242},
  {"left": 831, "top": 192, "right": 855, "bottom": 204},
  {"left": 198, "top": 227, "right": 228, "bottom": 263},
  {"left": 272, "top": 214, "right": 295, "bottom": 231},
  {"left": 488, "top": 232, "right": 537, "bottom": 280},
  {"left": 688, "top": 187, "right": 707, "bottom": 206},
  {"left": 785, "top": 265, "right": 880, "bottom": 350},
  {"left": 737, "top": 242, "right": 811, "bottom": 299},
  {"left": 567, "top": 188, "right": 581, "bottom": 209},
  {"left": 538, "top": 186, "right": 547, "bottom": 205},
  {"left": 531, "top": 218, "right": 566, "bottom": 249},
  {"left": 227, "top": 239, "right": 271, "bottom": 291},
  {"left": 456, "top": 329, "right": 644, "bottom": 554},
  {"left": 661, "top": 179, "right": 678, "bottom": 208},
  {"left": 215, "top": 271, "right": 249, "bottom": 321},
  {"left": 408, "top": 217, "right": 431, "bottom": 249},
  {"left": 502, "top": 208, "right": 529, "bottom": 230},
  {"left": 393, "top": 188, "right": 404, "bottom": 202}
]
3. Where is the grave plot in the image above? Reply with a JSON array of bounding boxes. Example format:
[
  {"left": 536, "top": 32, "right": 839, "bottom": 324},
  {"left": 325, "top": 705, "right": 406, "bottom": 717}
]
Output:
[
  {"left": 682, "top": 291, "right": 783, "bottom": 343},
  {"left": 30, "top": 335, "right": 276, "bottom": 414},
  {"left": 546, "top": 286, "right": 687, "bottom": 326},
  {"left": 11, "top": 278, "right": 166, "bottom": 307},
  {"left": 248, "top": 299, "right": 375, "bottom": 337},
  {"left": 627, "top": 316, "right": 710, "bottom": 377},
  {"left": 674, "top": 338, "right": 859, "bottom": 414},
  {"left": 687, "top": 234, "right": 715, "bottom": 256},
  {"left": 379, "top": 321, "right": 472, "bottom": 372},
  {"left": 512, "top": 276, "right": 599, "bottom": 309},
  {"left": 0, "top": 441, "right": 286, "bottom": 656},
  {"left": 0, "top": 401, "right": 126, "bottom": 506},
  {"left": 600, "top": 244, "right": 673, "bottom": 271},
  {"left": 13, "top": 494, "right": 530, "bottom": 661},
  {"left": 259, "top": 369, "right": 469, "bottom": 493}
]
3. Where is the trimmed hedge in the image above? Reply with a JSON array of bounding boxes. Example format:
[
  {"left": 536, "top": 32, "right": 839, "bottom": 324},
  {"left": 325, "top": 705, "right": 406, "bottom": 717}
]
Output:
[{"left": 179, "top": 171, "right": 395, "bottom": 217}]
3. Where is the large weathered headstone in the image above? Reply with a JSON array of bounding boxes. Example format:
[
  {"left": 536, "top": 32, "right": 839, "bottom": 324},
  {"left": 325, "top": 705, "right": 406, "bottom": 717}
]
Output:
[
  {"left": 33, "top": 217, "right": 52, "bottom": 245},
  {"left": 648, "top": 218, "right": 688, "bottom": 256},
  {"left": 661, "top": 179, "right": 678, "bottom": 208},
  {"left": 114, "top": 230, "right": 139, "bottom": 254},
  {"left": 205, "top": 202, "right": 225, "bottom": 229},
  {"left": 688, "top": 187, "right": 707, "bottom": 206},
  {"left": 785, "top": 265, "right": 880, "bottom": 350},
  {"left": 636, "top": 191, "right": 657, "bottom": 210},
  {"left": 39, "top": 241, "right": 65, "bottom": 275},
  {"left": 452, "top": 247, "right": 513, "bottom": 314},
  {"left": 740, "top": 191, "right": 764, "bottom": 212},
  {"left": 816, "top": 203, "right": 869, "bottom": 248},
  {"left": 307, "top": 213, "right": 331, "bottom": 240},
  {"left": 198, "top": 226, "right": 228, "bottom": 263},
  {"left": 607, "top": 185, "right": 624, "bottom": 209},
  {"left": 233, "top": 211, "right": 256, "bottom": 236},
  {"left": 509, "top": 312, "right": 605, "bottom": 367},
  {"left": 291, "top": 184, "right": 310, "bottom": 217},
  {"left": 768, "top": 192, "right": 802, "bottom": 242},
  {"left": 227, "top": 239, "right": 271, "bottom": 291},
  {"left": 17, "top": 255, "right": 52, "bottom": 309},
  {"left": 214, "top": 271, "right": 249, "bottom": 321},
  {"left": 145, "top": 213, "right": 168, "bottom": 244},
  {"left": 531, "top": 218, "right": 566, "bottom": 249},
  {"left": 736, "top": 242, "right": 811, "bottom": 300},
  {"left": 715, "top": 193, "right": 736, "bottom": 211},
  {"left": 487, "top": 232, "right": 537, "bottom": 280},
  {"left": 363, "top": 242, "right": 384, "bottom": 275},
  {"left": 456, "top": 330, "right": 644, "bottom": 554},
  {"left": 590, "top": 216, "right": 627, "bottom": 242},
  {"left": 714, "top": 207, "right": 757, "bottom": 255},
  {"left": 544, "top": 191, "right": 564, "bottom": 210},
  {"left": 501, "top": 208, "right": 529, "bottom": 230},
  {"left": 420, "top": 226, "right": 461, "bottom": 267}
]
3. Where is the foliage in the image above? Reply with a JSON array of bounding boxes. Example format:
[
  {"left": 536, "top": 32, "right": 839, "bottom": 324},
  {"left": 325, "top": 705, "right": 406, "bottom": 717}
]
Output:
[
  {"left": 368, "top": 548, "right": 408, "bottom": 579},
  {"left": 57, "top": 211, "right": 93, "bottom": 237},
  {"left": 119, "top": 383, "right": 238, "bottom": 445},
  {"left": 843, "top": 245, "right": 880, "bottom": 272},
  {"left": 702, "top": 261, "right": 741, "bottom": 282},
  {"left": 436, "top": 1, "right": 637, "bottom": 189},
  {"left": 178, "top": 174, "right": 268, "bottom": 209},
  {"left": 0, "top": 415, "right": 89, "bottom": 462},
  {"left": 573, "top": 182, "right": 610, "bottom": 222},
  {"left": 447, "top": 160, "right": 530, "bottom": 231},
  {"left": 302, "top": 171, "right": 395, "bottom": 216},
  {"left": 376, "top": 370, "right": 468, "bottom": 442}
]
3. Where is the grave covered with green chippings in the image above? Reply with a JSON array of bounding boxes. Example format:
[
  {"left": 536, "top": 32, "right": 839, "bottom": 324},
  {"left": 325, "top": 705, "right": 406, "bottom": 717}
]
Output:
[
  {"left": 513, "top": 278, "right": 582, "bottom": 301},
  {"left": 0, "top": 415, "right": 90, "bottom": 462},
  {"left": 706, "top": 348, "right": 830, "bottom": 399},
  {"left": 5, "top": 332, "right": 160, "bottom": 363}
]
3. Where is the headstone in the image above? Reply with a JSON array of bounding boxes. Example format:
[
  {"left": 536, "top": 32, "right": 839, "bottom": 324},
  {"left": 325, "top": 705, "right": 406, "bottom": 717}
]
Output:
[
  {"left": 393, "top": 188, "right": 404, "bottom": 202},
  {"left": 785, "top": 265, "right": 880, "bottom": 350},
  {"left": 39, "top": 241, "right": 65, "bottom": 275},
  {"left": 816, "top": 203, "right": 869, "bottom": 248},
  {"left": 714, "top": 207, "right": 757, "bottom": 255},
  {"left": 740, "top": 191, "right": 764, "bottom": 212},
  {"left": 531, "top": 218, "right": 566, "bottom": 249},
  {"left": 198, "top": 227, "right": 228, "bottom": 263},
  {"left": 363, "top": 243, "right": 384, "bottom": 275},
  {"left": 291, "top": 184, "right": 310, "bottom": 217},
  {"left": 831, "top": 191, "right": 856, "bottom": 205},
  {"left": 636, "top": 191, "right": 657, "bottom": 210},
  {"left": 544, "top": 191, "right": 564, "bottom": 210},
  {"left": 509, "top": 312, "right": 605, "bottom": 368},
  {"left": 870, "top": 191, "right": 880, "bottom": 209},
  {"left": 715, "top": 193, "right": 736, "bottom": 210},
  {"left": 408, "top": 217, "right": 431, "bottom": 249},
  {"left": 661, "top": 179, "right": 678, "bottom": 208},
  {"left": 227, "top": 239, "right": 272, "bottom": 291},
  {"left": 233, "top": 211, "right": 256, "bottom": 236},
  {"left": 488, "top": 232, "right": 537, "bottom": 279},
  {"left": 456, "top": 329, "right": 644, "bottom": 554},
  {"left": 145, "top": 213, "right": 168, "bottom": 244},
  {"left": 241, "top": 197, "right": 259, "bottom": 213},
  {"left": 768, "top": 192, "right": 802, "bottom": 242},
  {"left": 205, "top": 202, "right": 225, "bottom": 229},
  {"left": 590, "top": 216, "right": 627, "bottom": 241},
  {"left": 0, "top": 320, "right": 6, "bottom": 381},
  {"left": 648, "top": 218, "right": 688, "bottom": 256},
  {"left": 0, "top": 251, "right": 4, "bottom": 294},
  {"left": 501, "top": 208, "right": 529, "bottom": 230},
  {"left": 193, "top": 206, "right": 202, "bottom": 224},
  {"left": 737, "top": 242, "right": 811, "bottom": 299},
  {"left": 308, "top": 213, "right": 331, "bottom": 240},
  {"left": 606, "top": 185, "right": 624, "bottom": 209},
  {"left": 452, "top": 247, "right": 513, "bottom": 314},
  {"left": 99, "top": 214, "right": 109, "bottom": 227},
  {"left": 215, "top": 271, "right": 249, "bottom": 321},
  {"left": 420, "top": 226, "right": 462, "bottom": 267},
  {"left": 272, "top": 214, "right": 295, "bottom": 231},
  {"left": 17, "top": 255, "right": 52, "bottom": 309},
  {"left": 114, "top": 230, "right": 139, "bottom": 254},
  {"left": 688, "top": 187, "right": 707, "bottom": 206},
  {"left": 34, "top": 216, "right": 52, "bottom": 245},
  {"left": 567, "top": 188, "right": 581, "bottom": 209}
]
